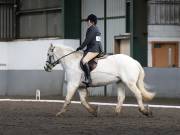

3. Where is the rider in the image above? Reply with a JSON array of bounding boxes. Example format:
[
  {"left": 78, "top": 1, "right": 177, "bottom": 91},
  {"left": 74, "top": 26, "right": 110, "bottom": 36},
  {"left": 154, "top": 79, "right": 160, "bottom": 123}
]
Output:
[{"left": 76, "top": 14, "right": 103, "bottom": 86}]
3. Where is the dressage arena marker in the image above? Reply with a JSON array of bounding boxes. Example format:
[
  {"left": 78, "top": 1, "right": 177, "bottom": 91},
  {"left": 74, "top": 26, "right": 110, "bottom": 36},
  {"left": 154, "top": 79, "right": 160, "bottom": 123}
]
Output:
[
  {"left": 36, "top": 89, "right": 41, "bottom": 100},
  {"left": 0, "top": 99, "right": 180, "bottom": 109}
]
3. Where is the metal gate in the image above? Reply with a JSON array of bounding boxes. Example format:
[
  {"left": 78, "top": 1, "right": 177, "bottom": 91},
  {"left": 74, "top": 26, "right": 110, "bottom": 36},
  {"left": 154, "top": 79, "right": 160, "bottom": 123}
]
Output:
[{"left": 0, "top": 0, "right": 16, "bottom": 41}]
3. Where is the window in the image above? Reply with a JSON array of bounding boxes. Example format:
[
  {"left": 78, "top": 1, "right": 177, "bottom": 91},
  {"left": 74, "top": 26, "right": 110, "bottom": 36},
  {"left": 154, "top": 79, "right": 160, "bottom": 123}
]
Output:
[
  {"left": 148, "top": 0, "right": 180, "bottom": 25},
  {"left": 16, "top": 0, "right": 64, "bottom": 39},
  {"left": 0, "top": 0, "right": 16, "bottom": 40}
]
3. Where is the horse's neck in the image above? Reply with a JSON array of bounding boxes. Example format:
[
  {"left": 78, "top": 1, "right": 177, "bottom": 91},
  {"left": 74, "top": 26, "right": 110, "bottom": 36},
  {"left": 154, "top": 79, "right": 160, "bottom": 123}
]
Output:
[{"left": 55, "top": 46, "right": 82, "bottom": 71}]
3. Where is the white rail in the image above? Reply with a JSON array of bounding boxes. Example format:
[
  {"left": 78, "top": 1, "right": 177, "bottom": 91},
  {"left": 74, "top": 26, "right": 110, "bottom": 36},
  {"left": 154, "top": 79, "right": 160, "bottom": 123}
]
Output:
[{"left": 0, "top": 99, "right": 180, "bottom": 109}]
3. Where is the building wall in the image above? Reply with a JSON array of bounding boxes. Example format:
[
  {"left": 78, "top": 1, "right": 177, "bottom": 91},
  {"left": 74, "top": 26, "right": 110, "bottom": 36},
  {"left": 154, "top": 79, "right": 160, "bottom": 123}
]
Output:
[
  {"left": 0, "top": 39, "right": 180, "bottom": 98},
  {"left": 0, "top": 39, "right": 79, "bottom": 96},
  {"left": 81, "top": 0, "right": 126, "bottom": 96},
  {"left": 148, "top": 0, "right": 180, "bottom": 25},
  {"left": 148, "top": 25, "right": 180, "bottom": 38},
  {"left": 144, "top": 68, "right": 180, "bottom": 98},
  {"left": 0, "top": 0, "right": 180, "bottom": 98},
  {"left": 148, "top": 25, "right": 180, "bottom": 67},
  {"left": 17, "top": 0, "right": 64, "bottom": 38},
  {"left": 0, "top": 42, "right": 8, "bottom": 95},
  {"left": 147, "top": 1, "right": 180, "bottom": 67},
  {"left": 0, "top": 0, "right": 15, "bottom": 40},
  {"left": 64, "top": 0, "right": 81, "bottom": 39},
  {"left": 81, "top": 0, "right": 126, "bottom": 52}
]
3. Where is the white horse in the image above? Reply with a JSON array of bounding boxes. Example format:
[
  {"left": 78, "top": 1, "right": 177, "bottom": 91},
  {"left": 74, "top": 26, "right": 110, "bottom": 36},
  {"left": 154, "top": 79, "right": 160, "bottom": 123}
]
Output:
[{"left": 44, "top": 44, "right": 155, "bottom": 117}]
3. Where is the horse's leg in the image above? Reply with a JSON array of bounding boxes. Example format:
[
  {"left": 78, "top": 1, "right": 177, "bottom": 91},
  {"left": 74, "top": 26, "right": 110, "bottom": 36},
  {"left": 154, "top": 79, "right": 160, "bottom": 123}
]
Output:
[
  {"left": 126, "top": 82, "right": 151, "bottom": 116},
  {"left": 78, "top": 88, "right": 98, "bottom": 117},
  {"left": 56, "top": 83, "right": 78, "bottom": 117},
  {"left": 115, "top": 82, "right": 125, "bottom": 115}
]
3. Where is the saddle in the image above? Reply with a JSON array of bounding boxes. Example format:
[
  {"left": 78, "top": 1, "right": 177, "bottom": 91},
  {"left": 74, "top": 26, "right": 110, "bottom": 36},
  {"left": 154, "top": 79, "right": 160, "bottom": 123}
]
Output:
[{"left": 80, "top": 54, "right": 108, "bottom": 72}]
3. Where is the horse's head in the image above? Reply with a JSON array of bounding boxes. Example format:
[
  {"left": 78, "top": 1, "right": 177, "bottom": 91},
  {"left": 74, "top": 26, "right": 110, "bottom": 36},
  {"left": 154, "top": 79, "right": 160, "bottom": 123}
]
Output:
[
  {"left": 44, "top": 43, "right": 82, "bottom": 72},
  {"left": 44, "top": 44, "right": 58, "bottom": 72}
]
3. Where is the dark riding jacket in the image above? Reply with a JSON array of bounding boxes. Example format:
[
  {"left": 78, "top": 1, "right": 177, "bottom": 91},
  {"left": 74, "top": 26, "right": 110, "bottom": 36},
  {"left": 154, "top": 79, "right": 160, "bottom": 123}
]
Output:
[{"left": 79, "top": 25, "right": 103, "bottom": 53}]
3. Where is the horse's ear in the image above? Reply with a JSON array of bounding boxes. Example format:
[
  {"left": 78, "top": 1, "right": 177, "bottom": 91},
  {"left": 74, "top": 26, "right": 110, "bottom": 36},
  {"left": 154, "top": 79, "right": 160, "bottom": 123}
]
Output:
[{"left": 50, "top": 43, "right": 55, "bottom": 50}]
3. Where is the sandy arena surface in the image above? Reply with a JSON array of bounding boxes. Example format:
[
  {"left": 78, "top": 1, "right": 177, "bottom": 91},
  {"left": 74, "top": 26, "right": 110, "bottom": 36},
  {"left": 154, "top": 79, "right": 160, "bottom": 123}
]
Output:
[{"left": 0, "top": 97, "right": 180, "bottom": 135}]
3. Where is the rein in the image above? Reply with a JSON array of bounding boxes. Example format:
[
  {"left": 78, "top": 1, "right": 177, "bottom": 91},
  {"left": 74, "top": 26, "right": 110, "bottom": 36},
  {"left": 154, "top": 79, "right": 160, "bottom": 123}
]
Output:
[{"left": 51, "top": 50, "right": 77, "bottom": 66}]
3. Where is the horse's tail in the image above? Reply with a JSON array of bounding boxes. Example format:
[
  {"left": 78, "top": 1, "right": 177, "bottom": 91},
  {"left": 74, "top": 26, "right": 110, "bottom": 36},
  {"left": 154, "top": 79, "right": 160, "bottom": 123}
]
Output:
[{"left": 136, "top": 62, "right": 155, "bottom": 101}]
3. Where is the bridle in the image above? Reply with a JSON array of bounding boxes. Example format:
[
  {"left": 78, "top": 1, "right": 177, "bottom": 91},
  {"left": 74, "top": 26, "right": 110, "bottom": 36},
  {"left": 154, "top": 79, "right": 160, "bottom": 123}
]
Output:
[
  {"left": 53, "top": 50, "right": 77, "bottom": 65},
  {"left": 44, "top": 48, "right": 77, "bottom": 71}
]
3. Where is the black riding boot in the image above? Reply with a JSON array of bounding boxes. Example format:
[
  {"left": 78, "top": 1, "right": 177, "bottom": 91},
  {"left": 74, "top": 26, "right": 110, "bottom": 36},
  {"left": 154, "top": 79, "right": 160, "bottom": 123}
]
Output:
[{"left": 83, "top": 63, "right": 92, "bottom": 86}]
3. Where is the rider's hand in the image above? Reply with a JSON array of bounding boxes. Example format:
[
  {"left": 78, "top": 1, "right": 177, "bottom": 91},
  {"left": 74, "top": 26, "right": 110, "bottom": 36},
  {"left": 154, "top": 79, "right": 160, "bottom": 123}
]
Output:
[{"left": 76, "top": 47, "right": 81, "bottom": 51}]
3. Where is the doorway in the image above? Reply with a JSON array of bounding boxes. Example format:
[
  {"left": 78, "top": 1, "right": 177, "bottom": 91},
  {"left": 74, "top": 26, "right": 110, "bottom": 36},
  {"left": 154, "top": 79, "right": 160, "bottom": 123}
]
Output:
[{"left": 152, "top": 42, "right": 179, "bottom": 67}]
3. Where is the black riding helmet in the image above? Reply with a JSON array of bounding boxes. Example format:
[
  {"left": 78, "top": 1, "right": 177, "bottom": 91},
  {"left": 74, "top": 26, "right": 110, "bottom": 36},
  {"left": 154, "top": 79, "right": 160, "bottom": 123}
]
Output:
[{"left": 86, "top": 14, "right": 97, "bottom": 25}]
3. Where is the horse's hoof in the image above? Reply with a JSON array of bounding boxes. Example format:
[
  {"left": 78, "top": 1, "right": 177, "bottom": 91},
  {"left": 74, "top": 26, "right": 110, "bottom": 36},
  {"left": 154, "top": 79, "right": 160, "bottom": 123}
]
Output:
[
  {"left": 139, "top": 108, "right": 153, "bottom": 117},
  {"left": 56, "top": 112, "right": 64, "bottom": 117},
  {"left": 147, "top": 110, "right": 153, "bottom": 117},
  {"left": 115, "top": 107, "right": 122, "bottom": 115},
  {"left": 92, "top": 111, "right": 98, "bottom": 117},
  {"left": 115, "top": 108, "right": 122, "bottom": 116},
  {"left": 56, "top": 113, "right": 61, "bottom": 117},
  {"left": 115, "top": 112, "right": 121, "bottom": 117},
  {"left": 91, "top": 106, "right": 98, "bottom": 117}
]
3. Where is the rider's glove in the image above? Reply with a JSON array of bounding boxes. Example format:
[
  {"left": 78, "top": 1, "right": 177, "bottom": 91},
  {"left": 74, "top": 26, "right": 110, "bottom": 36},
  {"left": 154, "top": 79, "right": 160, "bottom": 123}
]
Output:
[{"left": 76, "top": 47, "right": 81, "bottom": 51}]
